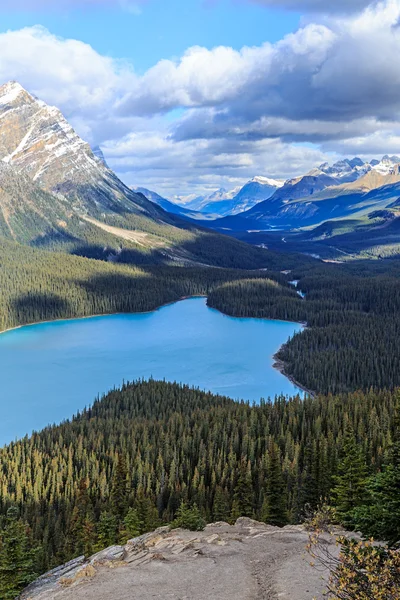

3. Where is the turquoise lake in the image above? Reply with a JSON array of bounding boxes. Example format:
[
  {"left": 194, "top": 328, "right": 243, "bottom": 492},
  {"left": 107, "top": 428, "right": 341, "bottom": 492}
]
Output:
[{"left": 0, "top": 298, "right": 303, "bottom": 445}]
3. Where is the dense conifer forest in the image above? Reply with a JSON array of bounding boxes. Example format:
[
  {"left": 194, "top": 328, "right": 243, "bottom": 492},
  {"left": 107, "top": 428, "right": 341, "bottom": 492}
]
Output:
[
  {"left": 0, "top": 238, "right": 289, "bottom": 333},
  {"left": 1, "top": 238, "right": 400, "bottom": 596},
  {"left": 0, "top": 380, "right": 398, "bottom": 578},
  {"left": 208, "top": 261, "right": 400, "bottom": 394},
  {"left": 1, "top": 238, "right": 400, "bottom": 395}
]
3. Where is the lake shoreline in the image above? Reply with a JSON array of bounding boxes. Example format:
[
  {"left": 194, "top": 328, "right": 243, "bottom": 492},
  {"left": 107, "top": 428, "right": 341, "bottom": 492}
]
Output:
[
  {"left": 0, "top": 294, "right": 310, "bottom": 399},
  {"left": 0, "top": 295, "right": 208, "bottom": 337},
  {"left": 272, "top": 355, "right": 315, "bottom": 398}
]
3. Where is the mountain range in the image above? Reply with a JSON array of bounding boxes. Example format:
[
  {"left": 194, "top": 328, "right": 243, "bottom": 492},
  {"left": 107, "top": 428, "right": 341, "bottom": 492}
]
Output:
[
  {"left": 3, "top": 80, "right": 400, "bottom": 263},
  {"left": 0, "top": 81, "right": 270, "bottom": 269},
  {"left": 206, "top": 156, "right": 400, "bottom": 259},
  {"left": 138, "top": 176, "right": 284, "bottom": 218},
  {"left": 139, "top": 154, "right": 400, "bottom": 260},
  {"left": 138, "top": 156, "right": 400, "bottom": 226}
]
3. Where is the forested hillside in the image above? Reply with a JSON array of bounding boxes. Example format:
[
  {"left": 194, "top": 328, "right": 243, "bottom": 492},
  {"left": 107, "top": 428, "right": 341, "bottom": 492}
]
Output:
[
  {"left": 208, "top": 261, "right": 400, "bottom": 394},
  {"left": 2, "top": 238, "right": 400, "bottom": 396},
  {"left": 0, "top": 380, "right": 397, "bottom": 576}
]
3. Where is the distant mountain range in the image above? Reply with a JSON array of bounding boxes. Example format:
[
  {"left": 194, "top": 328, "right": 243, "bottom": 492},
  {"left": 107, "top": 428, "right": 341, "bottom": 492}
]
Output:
[
  {"left": 135, "top": 154, "right": 400, "bottom": 260},
  {"left": 202, "top": 156, "right": 400, "bottom": 260},
  {"left": 0, "top": 81, "right": 269, "bottom": 269},
  {"left": 138, "top": 156, "right": 400, "bottom": 225},
  {"left": 136, "top": 176, "right": 285, "bottom": 218},
  {"left": 4, "top": 80, "right": 400, "bottom": 263}
]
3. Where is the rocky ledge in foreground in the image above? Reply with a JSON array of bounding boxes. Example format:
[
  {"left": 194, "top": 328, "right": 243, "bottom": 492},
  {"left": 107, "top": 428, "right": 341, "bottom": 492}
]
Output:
[{"left": 21, "top": 518, "right": 336, "bottom": 600}]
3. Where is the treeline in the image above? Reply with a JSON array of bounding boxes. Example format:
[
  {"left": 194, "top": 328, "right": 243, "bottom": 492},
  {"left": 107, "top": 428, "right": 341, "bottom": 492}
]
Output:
[
  {"left": 0, "top": 239, "right": 286, "bottom": 333},
  {"left": 207, "top": 262, "right": 400, "bottom": 394},
  {"left": 3, "top": 238, "right": 400, "bottom": 395},
  {"left": 0, "top": 380, "right": 397, "bottom": 574}
]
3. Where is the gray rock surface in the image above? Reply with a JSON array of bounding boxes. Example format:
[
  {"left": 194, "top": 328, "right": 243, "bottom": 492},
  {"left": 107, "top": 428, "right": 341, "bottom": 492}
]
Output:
[{"left": 21, "top": 520, "right": 338, "bottom": 600}]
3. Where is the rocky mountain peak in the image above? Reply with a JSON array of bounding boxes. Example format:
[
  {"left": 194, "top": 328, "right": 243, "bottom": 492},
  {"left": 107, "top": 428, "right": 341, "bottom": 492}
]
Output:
[
  {"left": 0, "top": 81, "right": 32, "bottom": 107},
  {"left": 0, "top": 80, "right": 158, "bottom": 217}
]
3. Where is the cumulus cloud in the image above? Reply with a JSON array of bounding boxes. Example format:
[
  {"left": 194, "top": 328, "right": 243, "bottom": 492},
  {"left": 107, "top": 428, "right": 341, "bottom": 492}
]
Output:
[
  {"left": 118, "top": 0, "right": 400, "bottom": 128},
  {"left": 1, "top": 1, "right": 400, "bottom": 195},
  {"left": 0, "top": 25, "right": 138, "bottom": 143}
]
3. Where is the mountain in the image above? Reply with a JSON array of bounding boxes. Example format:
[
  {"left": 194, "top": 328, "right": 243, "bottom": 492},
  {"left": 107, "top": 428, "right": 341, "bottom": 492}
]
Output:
[
  {"left": 200, "top": 177, "right": 284, "bottom": 216},
  {"left": 92, "top": 145, "right": 109, "bottom": 167},
  {"left": 317, "top": 157, "right": 369, "bottom": 182},
  {"left": 171, "top": 177, "right": 283, "bottom": 218},
  {"left": 175, "top": 187, "right": 240, "bottom": 212},
  {"left": 0, "top": 160, "right": 73, "bottom": 243},
  {"left": 205, "top": 156, "right": 400, "bottom": 234},
  {"left": 133, "top": 187, "right": 205, "bottom": 220},
  {"left": 0, "top": 81, "right": 161, "bottom": 218},
  {"left": 0, "top": 81, "right": 272, "bottom": 269}
]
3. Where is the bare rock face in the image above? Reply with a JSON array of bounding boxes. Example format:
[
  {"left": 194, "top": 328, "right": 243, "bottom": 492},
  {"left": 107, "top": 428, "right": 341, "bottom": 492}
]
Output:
[
  {"left": 0, "top": 81, "right": 163, "bottom": 218},
  {"left": 21, "top": 520, "right": 337, "bottom": 600}
]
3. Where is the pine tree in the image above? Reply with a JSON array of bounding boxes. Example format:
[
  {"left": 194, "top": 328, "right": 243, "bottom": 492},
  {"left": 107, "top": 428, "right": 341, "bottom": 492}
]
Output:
[
  {"left": 120, "top": 508, "right": 142, "bottom": 543},
  {"left": 0, "top": 507, "right": 37, "bottom": 599},
  {"left": 111, "top": 456, "right": 128, "bottom": 520},
  {"left": 353, "top": 398, "right": 400, "bottom": 545},
  {"left": 261, "top": 442, "right": 288, "bottom": 527},
  {"left": 231, "top": 460, "right": 253, "bottom": 520},
  {"left": 332, "top": 426, "right": 367, "bottom": 527},
  {"left": 212, "top": 487, "right": 230, "bottom": 522},
  {"left": 95, "top": 512, "right": 118, "bottom": 551}
]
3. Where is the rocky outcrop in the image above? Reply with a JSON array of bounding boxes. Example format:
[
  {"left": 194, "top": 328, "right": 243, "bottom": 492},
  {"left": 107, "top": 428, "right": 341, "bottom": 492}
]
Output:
[{"left": 21, "top": 520, "right": 338, "bottom": 600}]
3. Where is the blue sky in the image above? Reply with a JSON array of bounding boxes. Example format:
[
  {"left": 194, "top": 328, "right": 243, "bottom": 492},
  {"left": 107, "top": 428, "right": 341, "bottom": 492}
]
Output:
[
  {"left": 0, "top": 0, "right": 399, "bottom": 197},
  {"left": 0, "top": 0, "right": 301, "bottom": 73}
]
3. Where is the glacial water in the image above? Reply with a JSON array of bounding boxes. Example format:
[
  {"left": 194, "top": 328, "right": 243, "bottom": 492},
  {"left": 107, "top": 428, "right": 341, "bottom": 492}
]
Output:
[{"left": 0, "top": 298, "right": 304, "bottom": 444}]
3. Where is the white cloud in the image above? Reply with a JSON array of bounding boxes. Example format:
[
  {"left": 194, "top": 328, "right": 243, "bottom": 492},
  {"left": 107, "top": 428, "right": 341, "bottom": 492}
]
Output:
[{"left": 1, "top": 1, "right": 400, "bottom": 195}]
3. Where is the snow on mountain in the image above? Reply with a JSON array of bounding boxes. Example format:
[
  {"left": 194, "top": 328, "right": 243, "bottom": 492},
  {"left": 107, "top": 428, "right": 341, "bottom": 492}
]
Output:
[
  {"left": 317, "top": 158, "right": 370, "bottom": 182},
  {"left": 252, "top": 176, "right": 285, "bottom": 188},
  {"left": 0, "top": 81, "right": 159, "bottom": 218},
  {"left": 371, "top": 155, "right": 400, "bottom": 175},
  {"left": 173, "top": 178, "right": 284, "bottom": 217}
]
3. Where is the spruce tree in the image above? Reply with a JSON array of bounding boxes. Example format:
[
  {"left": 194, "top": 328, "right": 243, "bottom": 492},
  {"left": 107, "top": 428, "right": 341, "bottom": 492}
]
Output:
[
  {"left": 67, "top": 479, "right": 95, "bottom": 557},
  {"left": 353, "top": 399, "right": 400, "bottom": 545},
  {"left": 135, "top": 492, "right": 160, "bottom": 534},
  {"left": 95, "top": 512, "right": 118, "bottom": 551},
  {"left": 231, "top": 460, "right": 253, "bottom": 520},
  {"left": 332, "top": 426, "right": 367, "bottom": 527},
  {"left": 111, "top": 456, "right": 128, "bottom": 520},
  {"left": 212, "top": 487, "right": 230, "bottom": 522},
  {"left": 121, "top": 508, "right": 142, "bottom": 543},
  {"left": 0, "top": 507, "right": 37, "bottom": 599},
  {"left": 261, "top": 442, "right": 288, "bottom": 527},
  {"left": 172, "top": 502, "right": 205, "bottom": 531}
]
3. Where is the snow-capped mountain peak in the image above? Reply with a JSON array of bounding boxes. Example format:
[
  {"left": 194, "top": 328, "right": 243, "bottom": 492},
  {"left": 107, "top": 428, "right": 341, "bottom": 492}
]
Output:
[
  {"left": 252, "top": 176, "right": 285, "bottom": 188},
  {"left": 0, "top": 81, "right": 161, "bottom": 217},
  {"left": 371, "top": 155, "right": 400, "bottom": 175},
  {"left": 0, "top": 81, "right": 27, "bottom": 106}
]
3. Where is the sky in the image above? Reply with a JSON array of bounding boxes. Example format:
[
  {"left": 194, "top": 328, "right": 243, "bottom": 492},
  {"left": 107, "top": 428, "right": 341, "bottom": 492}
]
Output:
[{"left": 1, "top": 0, "right": 400, "bottom": 196}]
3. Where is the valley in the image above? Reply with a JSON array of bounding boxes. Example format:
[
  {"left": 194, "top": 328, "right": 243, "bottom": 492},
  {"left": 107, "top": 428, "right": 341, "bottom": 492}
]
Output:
[{"left": 0, "top": 79, "right": 399, "bottom": 599}]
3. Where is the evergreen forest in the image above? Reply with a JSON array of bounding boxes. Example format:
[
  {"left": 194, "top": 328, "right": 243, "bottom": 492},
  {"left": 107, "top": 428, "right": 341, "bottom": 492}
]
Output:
[{"left": 0, "top": 380, "right": 398, "bottom": 576}]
